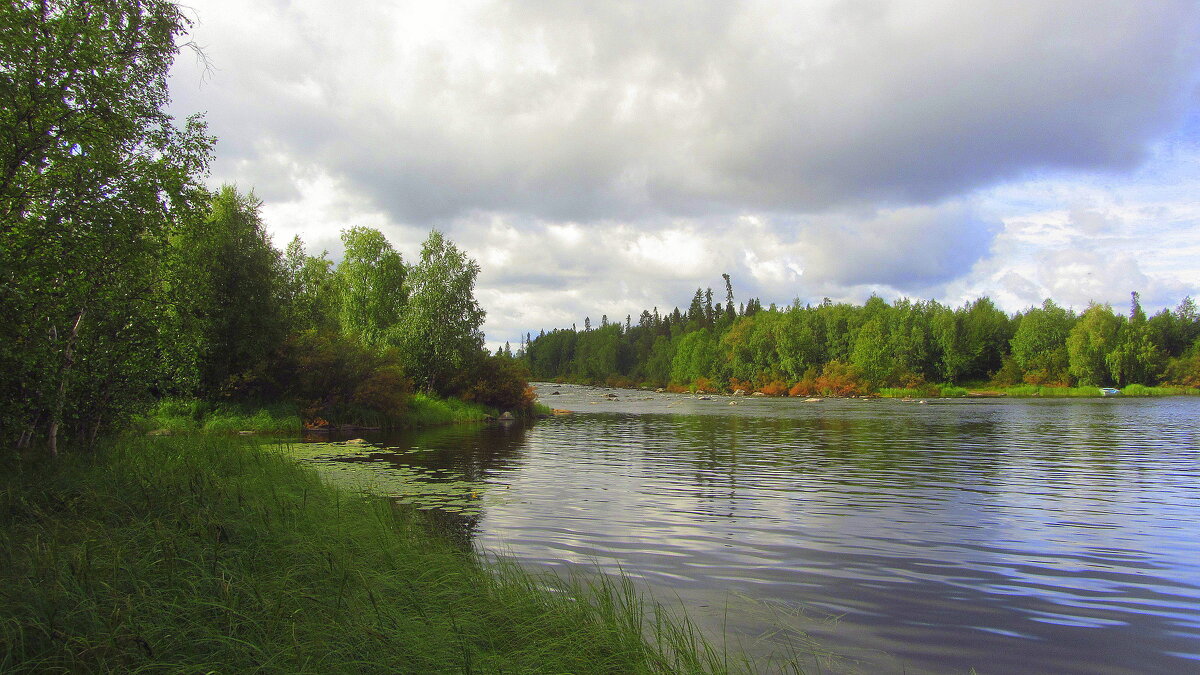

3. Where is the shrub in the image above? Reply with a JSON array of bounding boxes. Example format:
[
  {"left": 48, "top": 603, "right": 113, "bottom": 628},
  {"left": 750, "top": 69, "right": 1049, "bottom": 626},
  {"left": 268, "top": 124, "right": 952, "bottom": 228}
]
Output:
[
  {"left": 728, "top": 377, "right": 753, "bottom": 394},
  {"left": 450, "top": 353, "right": 536, "bottom": 414},
  {"left": 758, "top": 380, "right": 789, "bottom": 396},
  {"left": 814, "top": 361, "right": 868, "bottom": 397}
]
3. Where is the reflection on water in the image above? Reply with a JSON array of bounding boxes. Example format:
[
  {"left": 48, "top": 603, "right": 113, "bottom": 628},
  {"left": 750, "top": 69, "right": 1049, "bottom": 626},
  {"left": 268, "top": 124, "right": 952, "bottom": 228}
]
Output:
[{"left": 291, "top": 384, "right": 1200, "bottom": 674}]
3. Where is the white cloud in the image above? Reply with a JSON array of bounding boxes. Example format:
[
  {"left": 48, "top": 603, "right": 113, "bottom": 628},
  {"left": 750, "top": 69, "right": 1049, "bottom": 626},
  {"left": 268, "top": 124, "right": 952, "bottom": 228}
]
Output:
[{"left": 165, "top": 1, "right": 1200, "bottom": 347}]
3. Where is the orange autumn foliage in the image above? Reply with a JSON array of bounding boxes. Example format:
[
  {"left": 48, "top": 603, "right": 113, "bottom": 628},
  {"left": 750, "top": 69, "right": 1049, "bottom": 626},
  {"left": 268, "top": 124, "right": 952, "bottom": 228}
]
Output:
[{"left": 757, "top": 380, "right": 789, "bottom": 396}]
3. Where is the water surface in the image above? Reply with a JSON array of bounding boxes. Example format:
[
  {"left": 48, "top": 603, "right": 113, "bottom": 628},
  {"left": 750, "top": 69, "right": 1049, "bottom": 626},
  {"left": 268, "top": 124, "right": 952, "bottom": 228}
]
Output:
[{"left": 292, "top": 384, "right": 1200, "bottom": 674}]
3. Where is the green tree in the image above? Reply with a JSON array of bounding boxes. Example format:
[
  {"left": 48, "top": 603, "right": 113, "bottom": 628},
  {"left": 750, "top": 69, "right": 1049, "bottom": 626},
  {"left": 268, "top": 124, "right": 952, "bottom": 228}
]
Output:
[
  {"left": 776, "top": 306, "right": 825, "bottom": 381},
  {"left": 670, "top": 329, "right": 717, "bottom": 387},
  {"left": 1009, "top": 300, "right": 1074, "bottom": 384},
  {"left": 335, "top": 227, "right": 406, "bottom": 345},
  {"left": 1066, "top": 303, "right": 1120, "bottom": 385},
  {"left": 172, "top": 186, "right": 285, "bottom": 397},
  {"left": 1106, "top": 292, "right": 1166, "bottom": 386},
  {"left": 282, "top": 236, "right": 337, "bottom": 333},
  {"left": 0, "top": 0, "right": 212, "bottom": 452},
  {"left": 850, "top": 318, "right": 893, "bottom": 386},
  {"left": 392, "top": 230, "right": 485, "bottom": 393}
]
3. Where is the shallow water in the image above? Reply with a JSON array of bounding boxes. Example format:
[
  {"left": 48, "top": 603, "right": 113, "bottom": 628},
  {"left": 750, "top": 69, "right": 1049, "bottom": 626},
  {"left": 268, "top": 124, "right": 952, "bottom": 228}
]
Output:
[{"left": 292, "top": 384, "right": 1200, "bottom": 674}]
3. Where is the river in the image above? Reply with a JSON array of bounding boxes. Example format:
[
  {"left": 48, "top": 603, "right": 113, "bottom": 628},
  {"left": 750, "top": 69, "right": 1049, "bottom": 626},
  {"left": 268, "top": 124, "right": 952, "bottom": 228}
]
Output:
[{"left": 289, "top": 383, "right": 1200, "bottom": 674}]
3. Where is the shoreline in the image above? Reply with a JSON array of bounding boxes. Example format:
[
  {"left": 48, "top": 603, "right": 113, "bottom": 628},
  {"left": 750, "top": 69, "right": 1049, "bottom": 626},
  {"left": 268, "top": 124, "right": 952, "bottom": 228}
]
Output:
[{"left": 0, "top": 434, "right": 769, "bottom": 673}]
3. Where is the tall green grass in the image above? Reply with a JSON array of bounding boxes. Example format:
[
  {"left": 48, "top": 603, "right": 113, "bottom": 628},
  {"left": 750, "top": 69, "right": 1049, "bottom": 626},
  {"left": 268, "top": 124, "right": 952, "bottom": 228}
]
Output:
[
  {"left": 405, "top": 393, "right": 494, "bottom": 427},
  {"left": 1119, "top": 384, "right": 1200, "bottom": 397},
  {"left": 876, "top": 385, "right": 967, "bottom": 398},
  {"left": 129, "top": 398, "right": 301, "bottom": 434},
  {"left": 994, "top": 385, "right": 1200, "bottom": 398},
  {"left": 998, "top": 385, "right": 1100, "bottom": 398},
  {"left": 0, "top": 437, "right": 777, "bottom": 673},
  {"left": 876, "top": 387, "right": 927, "bottom": 398}
]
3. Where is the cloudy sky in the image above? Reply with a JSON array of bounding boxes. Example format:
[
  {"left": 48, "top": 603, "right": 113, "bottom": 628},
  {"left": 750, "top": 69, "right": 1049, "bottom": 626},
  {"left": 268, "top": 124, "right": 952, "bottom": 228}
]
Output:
[{"left": 167, "top": 0, "right": 1200, "bottom": 349}]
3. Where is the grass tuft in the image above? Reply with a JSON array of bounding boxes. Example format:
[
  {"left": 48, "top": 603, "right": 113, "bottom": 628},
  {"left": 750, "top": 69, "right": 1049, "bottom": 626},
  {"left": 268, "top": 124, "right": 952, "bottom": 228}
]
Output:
[
  {"left": 1, "top": 436, "right": 765, "bottom": 673},
  {"left": 404, "top": 393, "right": 494, "bottom": 427}
]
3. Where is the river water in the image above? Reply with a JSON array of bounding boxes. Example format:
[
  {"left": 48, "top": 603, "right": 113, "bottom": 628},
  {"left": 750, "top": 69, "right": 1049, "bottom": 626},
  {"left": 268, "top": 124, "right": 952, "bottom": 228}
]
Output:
[{"left": 293, "top": 383, "right": 1200, "bottom": 674}]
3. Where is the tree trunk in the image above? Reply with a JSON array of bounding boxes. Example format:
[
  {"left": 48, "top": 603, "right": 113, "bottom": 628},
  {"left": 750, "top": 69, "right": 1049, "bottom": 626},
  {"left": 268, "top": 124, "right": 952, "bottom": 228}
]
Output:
[{"left": 48, "top": 306, "right": 86, "bottom": 457}]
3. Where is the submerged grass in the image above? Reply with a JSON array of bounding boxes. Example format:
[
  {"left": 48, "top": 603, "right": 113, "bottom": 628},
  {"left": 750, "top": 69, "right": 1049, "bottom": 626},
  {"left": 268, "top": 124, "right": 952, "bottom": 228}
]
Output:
[{"left": 0, "top": 436, "right": 766, "bottom": 673}]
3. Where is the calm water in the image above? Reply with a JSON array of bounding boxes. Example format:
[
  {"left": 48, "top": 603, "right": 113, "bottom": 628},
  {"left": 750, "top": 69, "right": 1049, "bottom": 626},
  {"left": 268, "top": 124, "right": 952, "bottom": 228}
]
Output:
[{"left": 295, "top": 384, "right": 1200, "bottom": 674}]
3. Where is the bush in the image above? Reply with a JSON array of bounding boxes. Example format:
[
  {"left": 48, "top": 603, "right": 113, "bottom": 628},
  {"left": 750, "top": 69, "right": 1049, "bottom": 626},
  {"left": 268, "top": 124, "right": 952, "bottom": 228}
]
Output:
[
  {"left": 449, "top": 353, "right": 536, "bottom": 414},
  {"left": 814, "top": 361, "right": 868, "bottom": 397},
  {"left": 728, "top": 377, "right": 753, "bottom": 394},
  {"left": 758, "top": 380, "right": 789, "bottom": 396},
  {"left": 271, "top": 330, "right": 412, "bottom": 426}
]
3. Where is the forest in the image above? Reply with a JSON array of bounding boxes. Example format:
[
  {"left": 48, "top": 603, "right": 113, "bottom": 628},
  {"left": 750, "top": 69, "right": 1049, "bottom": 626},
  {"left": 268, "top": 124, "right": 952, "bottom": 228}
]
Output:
[
  {"left": 524, "top": 277, "right": 1200, "bottom": 396},
  {"left": 0, "top": 0, "right": 530, "bottom": 455}
]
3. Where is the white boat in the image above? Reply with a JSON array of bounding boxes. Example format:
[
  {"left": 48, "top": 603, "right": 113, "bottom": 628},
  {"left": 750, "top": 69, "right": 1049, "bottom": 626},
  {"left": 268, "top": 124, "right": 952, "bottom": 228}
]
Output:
[{"left": 1099, "top": 387, "right": 1121, "bottom": 397}]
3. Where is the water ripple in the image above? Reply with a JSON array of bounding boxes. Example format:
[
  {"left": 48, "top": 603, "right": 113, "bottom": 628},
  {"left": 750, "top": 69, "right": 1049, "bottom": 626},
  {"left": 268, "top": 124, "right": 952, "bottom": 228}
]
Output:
[{"left": 307, "top": 386, "right": 1200, "bottom": 674}]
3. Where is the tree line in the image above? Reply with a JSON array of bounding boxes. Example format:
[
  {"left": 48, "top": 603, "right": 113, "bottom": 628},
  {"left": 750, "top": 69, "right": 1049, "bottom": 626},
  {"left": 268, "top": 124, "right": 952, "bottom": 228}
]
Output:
[
  {"left": 1, "top": 0, "right": 528, "bottom": 454},
  {"left": 524, "top": 279, "right": 1200, "bottom": 395}
]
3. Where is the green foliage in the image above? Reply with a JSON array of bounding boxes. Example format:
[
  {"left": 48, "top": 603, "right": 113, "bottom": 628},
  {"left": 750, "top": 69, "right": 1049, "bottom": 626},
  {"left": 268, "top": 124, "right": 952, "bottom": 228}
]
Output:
[
  {"left": 129, "top": 398, "right": 301, "bottom": 434},
  {"left": 0, "top": 0, "right": 213, "bottom": 452},
  {"left": 449, "top": 353, "right": 537, "bottom": 414},
  {"left": 0, "top": 436, "right": 747, "bottom": 673},
  {"left": 999, "top": 385, "right": 1105, "bottom": 397},
  {"left": 1106, "top": 294, "right": 1167, "bottom": 387},
  {"left": 335, "top": 227, "right": 406, "bottom": 346},
  {"left": 877, "top": 387, "right": 931, "bottom": 398},
  {"left": 1120, "top": 384, "right": 1199, "bottom": 396},
  {"left": 282, "top": 235, "right": 338, "bottom": 333},
  {"left": 1066, "top": 303, "right": 1121, "bottom": 386},
  {"left": 406, "top": 393, "right": 494, "bottom": 427},
  {"left": 269, "top": 330, "right": 412, "bottom": 426},
  {"left": 1163, "top": 340, "right": 1200, "bottom": 387},
  {"left": 525, "top": 280, "right": 1197, "bottom": 397},
  {"left": 0, "top": 4, "right": 526, "bottom": 446},
  {"left": 172, "top": 186, "right": 287, "bottom": 396},
  {"left": 1009, "top": 300, "right": 1074, "bottom": 384},
  {"left": 670, "top": 329, "right": 719, "bottom": 386},
  {"left": 392, "top": 230, "right": 485, "bottom": 394},
  {"left": 850, "top": 318, "right": 893, "bottom": 386}
]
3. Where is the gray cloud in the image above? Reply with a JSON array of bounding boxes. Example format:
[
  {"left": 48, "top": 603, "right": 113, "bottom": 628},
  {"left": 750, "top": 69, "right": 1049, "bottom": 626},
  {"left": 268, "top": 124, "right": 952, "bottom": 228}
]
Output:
[
  {"left": 166, "top": 1, "right": 1200, "bottom": 347},
  {"left": 172, "top": 0, "right": 1200, "bottom": 223}
]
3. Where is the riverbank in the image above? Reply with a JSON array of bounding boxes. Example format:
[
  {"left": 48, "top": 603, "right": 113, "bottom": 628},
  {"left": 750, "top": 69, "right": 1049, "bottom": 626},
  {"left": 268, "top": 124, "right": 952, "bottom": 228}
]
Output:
[
  {"left": 538, "top": 379, "right": 1200, "bottom": 400},
  {"left": 128, "top": 393, "right": 523, "bottom": 436},
  {"left": 0, "top": 435, "right": 747, "bottom": 673}
]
